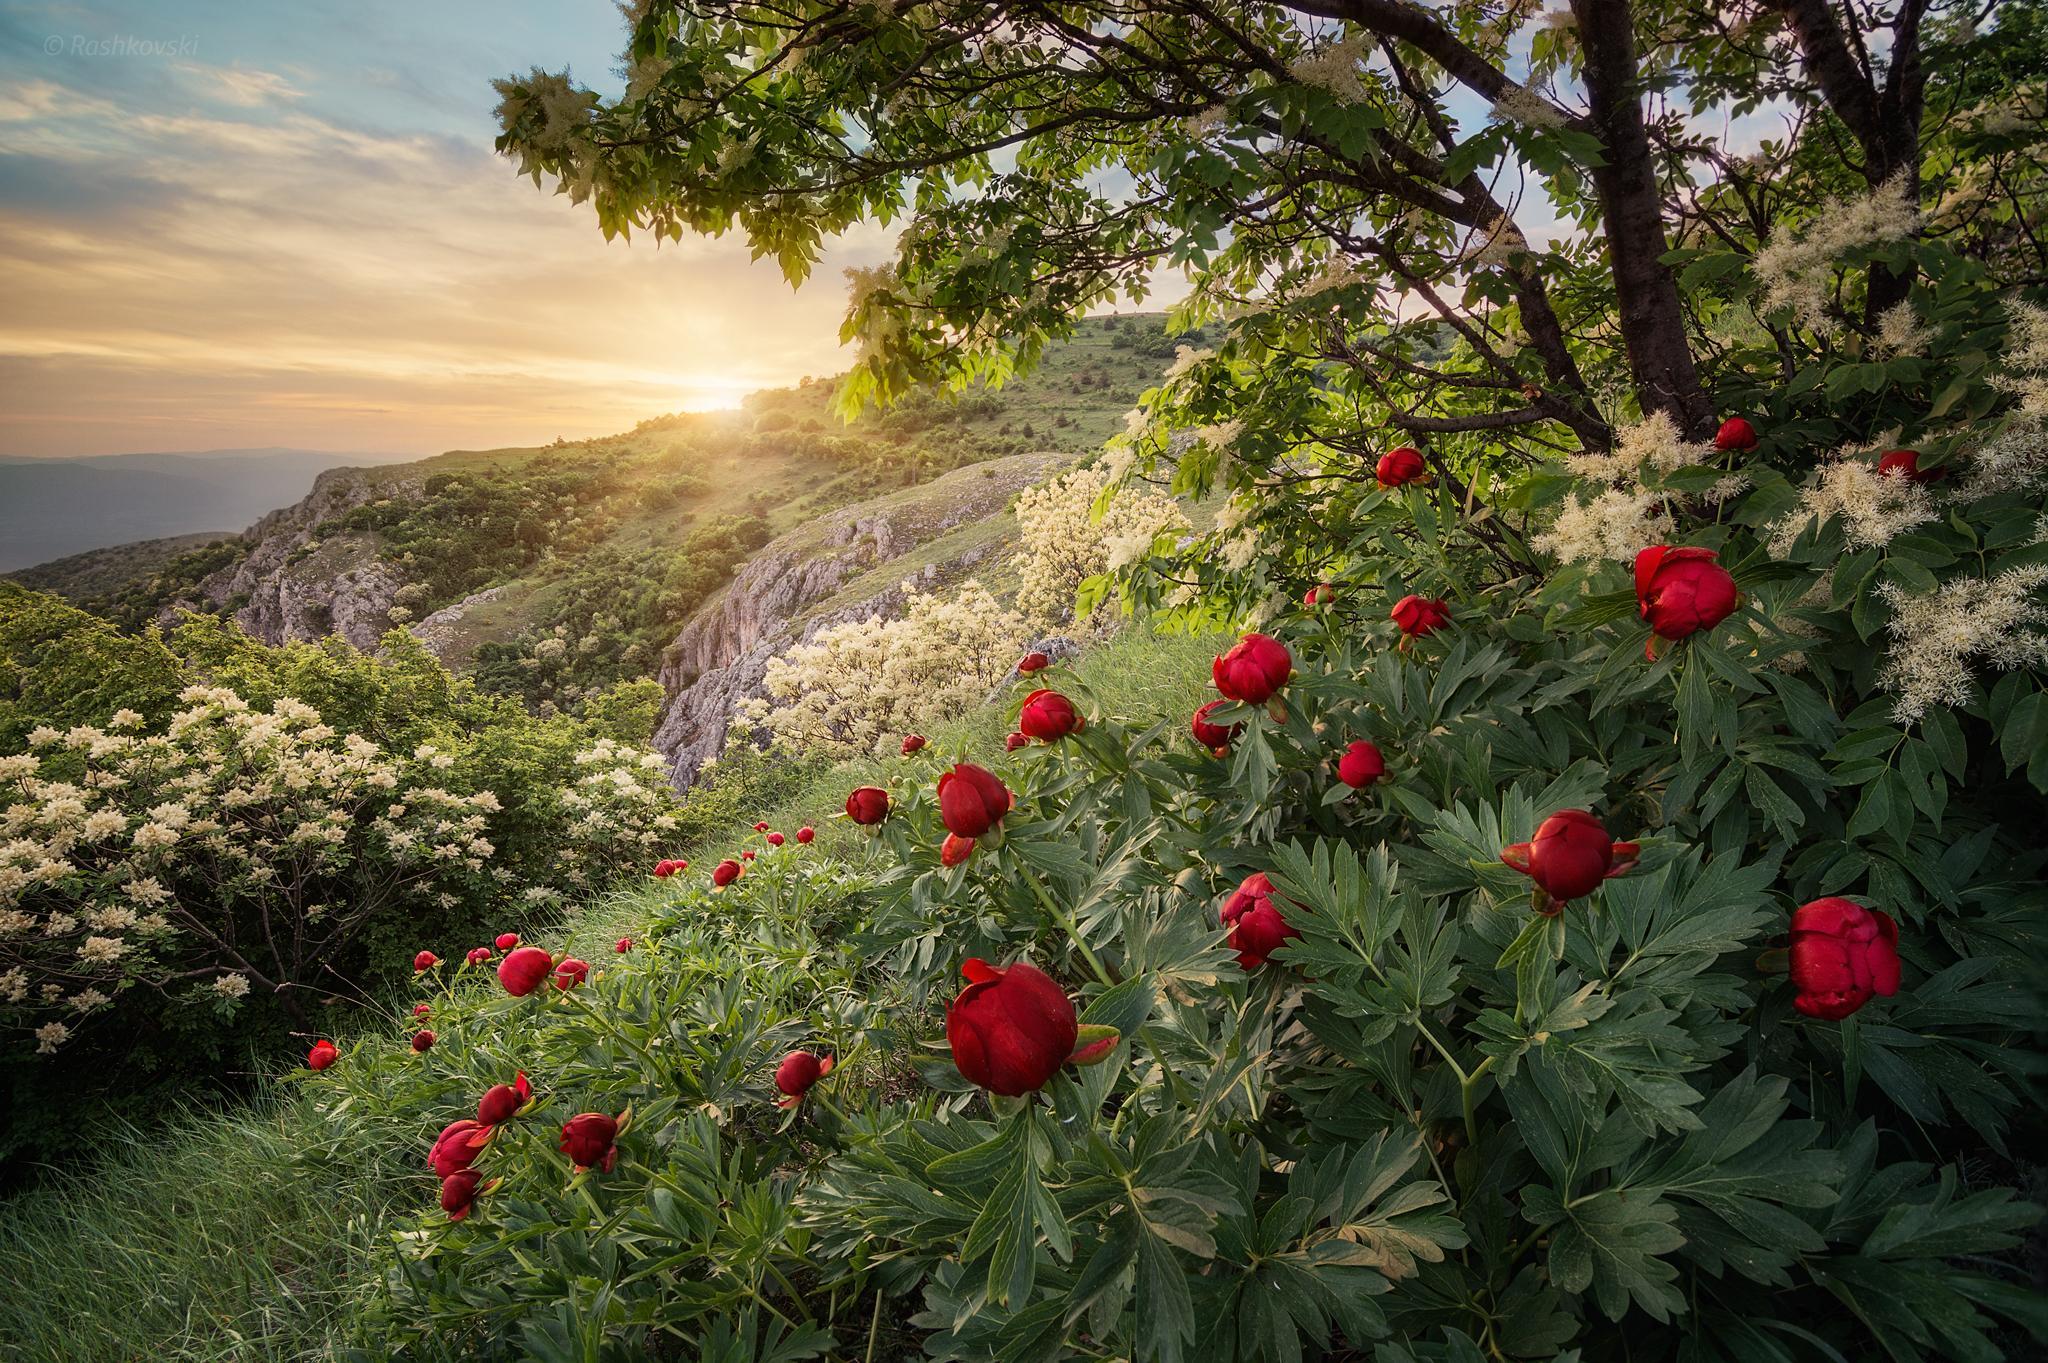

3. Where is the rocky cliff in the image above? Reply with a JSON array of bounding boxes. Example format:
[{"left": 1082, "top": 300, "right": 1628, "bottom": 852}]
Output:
[{"left": 653, "top": 451, "right": 1069, "bottom": 789}]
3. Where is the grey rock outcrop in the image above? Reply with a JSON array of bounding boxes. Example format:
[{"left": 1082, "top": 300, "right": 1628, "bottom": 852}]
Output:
[
  {"left": 653, "top": 452, "right": 1069, "bottom": 790},
  {"left": 411, "top": 585, "right": 509, "bottom": 662}
]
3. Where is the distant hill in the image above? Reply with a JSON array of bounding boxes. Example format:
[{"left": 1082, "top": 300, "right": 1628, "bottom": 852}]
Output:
[
  {"left": 4, "top": 532, "right": 241, "bottom": 603},
  {"left": 0, "top": 448, "right": 416, "bottom": 572}
]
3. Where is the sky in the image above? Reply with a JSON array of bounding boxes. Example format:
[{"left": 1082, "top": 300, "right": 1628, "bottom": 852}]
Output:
[{"left": 0, "top": 0, "right": 896, "bottom": 457}]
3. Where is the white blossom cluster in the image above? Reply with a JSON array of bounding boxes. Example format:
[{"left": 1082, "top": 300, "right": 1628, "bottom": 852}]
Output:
[
  {"left": 1287, "top": 34, "right": 1370, "bottom": 103},
  {"left": 1768, "top": 455, "right": 1938, "bottom": 555},
  {"left": 1876, "top": 565, "right": 2048, "bottom": 721},
  {"left": 741, "top": 581, "right": 1032, "bottom": 759},
  {"left": 1539, "top": 413, "right": 1738, "bottom": 563},
  {"left": 1753, "top": 178, "right": 1921, "bottom": 332},
  {"left": 1013, "top": 465, "right": 1190, "bottom": 626}
]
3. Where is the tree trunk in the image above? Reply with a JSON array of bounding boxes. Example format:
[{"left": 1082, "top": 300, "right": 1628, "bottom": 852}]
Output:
[{"left": 1568, "top": 0, "right": 1716, "bottom": 436}]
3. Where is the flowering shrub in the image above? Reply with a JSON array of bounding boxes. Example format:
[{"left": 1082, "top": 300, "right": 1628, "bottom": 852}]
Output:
[
  {"left": 0, "top": 687, "right": 680, "bottom": 1154},
  {"left": 1012, "top": 463, "right": 1188, "bottom": 627}
]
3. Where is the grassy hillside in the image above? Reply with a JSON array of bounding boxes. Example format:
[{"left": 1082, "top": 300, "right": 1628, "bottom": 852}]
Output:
[
  {"left": 3, "top": 531, "right": 238, "bottom": 602},
  {"left": 0, "top": 625, "right": 1223, "bottom": 1363}
]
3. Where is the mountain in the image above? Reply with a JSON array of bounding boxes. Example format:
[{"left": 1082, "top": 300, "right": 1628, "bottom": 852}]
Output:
[{"left": 0, "top": 448, "right": 415, "bottom": 572}]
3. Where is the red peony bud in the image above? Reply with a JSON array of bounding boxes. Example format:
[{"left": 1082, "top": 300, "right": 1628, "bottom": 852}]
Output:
[
  {"left": 766, "top": 830, "right": 785, "bottom": 846},
  {"left": 615, "top": 937, "right": 633, "bottom": 954},
  {"left": 558, "top": 1112, "right": 619, "bottom": 1173},
  {"left": 1018, "top": 689, "right": 1084, "bottom": 742},
  {"left": 900, "top": 734, "right": 927, "bottom": 756},
  {"left": 1390, "top": 594, "right": 1451, "bottom": 638},
  {"left": 1634, "top": 545, "right": 1740, "bottom": 641},
  {"left": 1006, "top": 731, "right": 1029, "bottom": 751},
  {"left": 845, "top": 786, "right": 890, "bottom": 825},
  {"left": 412, "top": 1002, "right": 431, "bottom": 1018},
  {"left": 1337, "top": 739, "right": 1385, "bottom": 788},
  {"left": 1876, "top": 448, "right": 1944, "bottom": 484},
  {"left": 653, "top": 858, "right": 687, "bottom": 878},
  {"left": 752, "top": 821, "right": 770, "bottom": 832},
  {"left": 476, "top": 1072, "right": 532, "bottom": 1125},
  {"left": 411, "top": 1029, "right": 436, "bottom": 1053},
  {"left": 465, "top": 947, "right": 492, "bottom": 966},
  {"left": 945, "top": 958, "right": 1079, "bottom": 1097},
  {"left": 306, "top": 1038, "right": 339, "bottom": 1071},
  {"left": 1714, "top": 417, "right": 1759, "bottom": 452},
  {"left": 1017, "top": 651, "right": 1050, "bottom": 674},
  {"left": 1304, "top": 583, "right": 1335, "bottom": 606},
  {"left": 429, "top": 1118, "right": 491, "bottom": 1178},
  {"left": 413, "top": 950, "right": 440, "bottom": 972},
  {"left": 1500, "top": 809, "right": 1639, "bottom": 907},
  {"left": 439, "top": 1168, "right": 486, "bottom": 1221},
  {"left": 553, "top": 958, "right": 588, "bottom": 991},
  {"left": 1219, "top": 872, "right": 1300, "bottom": 970},
  {"left": 774, "top": 1050, "right": 836, "bottom": 1108},
  {"left": 1190, "top": 699, "right": 1243, "bottom": 755},
  {"left": 712, "top": 858, "right": 742, "bottom": 886},
  {"left": 741, "top": 849, "right": 756, "bottom": 861},
  {"left": 1788, "top": 898, "right": 1901, "bottom": 1020},
  {"left": 1212, "top": 632, "right": 1292, "bottom": 704},
  {"left": 495, "top": 932, "right": 520, "bottom": 951},
  {"left": 1376, "top": 446, "right": 1428, "bottom": 488},
  {"left": 941, "top": 832, "right": 977, "bottom": 867},
  {"left": 497, "top": 946, "right": 553, "bottom": 997},
  {"left": 937, "top": 762, "right": 1012, "bottom": 839},
  {"left": 796, "top": 826, "right": 815, "bottom": 844}
]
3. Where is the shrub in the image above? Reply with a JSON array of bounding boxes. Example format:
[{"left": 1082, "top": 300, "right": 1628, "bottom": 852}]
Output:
[{"left": 1012, "top": 464, "right": 1188, "bottom": 628}]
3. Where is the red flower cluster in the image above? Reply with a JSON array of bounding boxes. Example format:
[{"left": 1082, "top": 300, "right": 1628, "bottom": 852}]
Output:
[
  {"left": 1500, "top": 810, "right": 1639, "bottom": 911},
  {"left": 1789, "top": 898, "right": 1901, "bottom": 1019},
  {"left": 1337, "top": 740, "right": 1384, "bottom": 789},
  {"left": 945, "top": 959, "right": 1112, "bottom": 1096},
  {"left": 775, "top": 1051, "right": 834, "bottom": 1108},
  {"left": 1219, "top": 872, "right": 1299, "bottom": 969},
  {"left": 495, "top": 932, "right": 520, "bottom": 951},
  {"left": 1213, "top": 633, "right": 1292, "bottom": 705},
  {"left": 938, "top": 763, "right": 1011, "bottom": 839},
  {"left": 1376, "top": 446, "right": 1428, "bottom": 488},
  {"left": 653, "top": 858, "right": 688, "bottom": 878},
  {"left": 1390, "top": 595, "right": 1451, "bottom": 638},
  {"left": 1019, "top": 690, "right": 1084, "bottom": 742},
  {"left": 1635, "top": 546, "right": 1739, "bottom": 643},
  {"left": 465, "top": 946, "right": 492, "bottom": 966},
  {"left": 712, "top": 859, "right": 742, "bottom": 887},
  {"left": 1190, "top": 700, "right": 1242, "bottom": 755}
]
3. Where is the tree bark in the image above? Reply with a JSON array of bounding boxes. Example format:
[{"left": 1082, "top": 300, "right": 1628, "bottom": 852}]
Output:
[{"left": 1569, "top": 0, "right": 1716, "bottom": 435}]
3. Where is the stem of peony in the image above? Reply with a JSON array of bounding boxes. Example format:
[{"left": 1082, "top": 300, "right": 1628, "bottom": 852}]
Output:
[{"left": 1018, "top": 864, "right": 1116, "bottom": 988}]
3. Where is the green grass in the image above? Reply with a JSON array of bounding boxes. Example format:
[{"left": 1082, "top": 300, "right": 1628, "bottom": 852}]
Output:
[{"left": 0, "top": 622, "right": 1226, "bottom": 1362}]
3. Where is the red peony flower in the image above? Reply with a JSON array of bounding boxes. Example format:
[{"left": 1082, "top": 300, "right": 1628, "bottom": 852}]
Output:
[
  {"left": 1876, "top": 448, "right": 1944, "bottom": 484},
  {"left": 439, "top": 1169, "right": 487, "bottom": 1221},
  {"left": 1500, "top": 810, "right": 1639, "bottom": 907},
  {"left": 774, "top": 1050, "right": 835, "bottom": 1108},
  {"left": 796, "top": 826, "right": 815, "bottom": 844},
  {"left": 412, "top": 1002, "right": 431, "bottom": 1018},
  {"left": 1714, "top": 417, "right": 1760, "bottom": 452},
  {"left": 1390, "top": 595, "right": 1451, "bottom": 637},
  {"left": 465, "top": 947, "right": 492, "bottom": 966},
  {"left": 558, "top": 1113, "right": 619, "bottom": 1173},
  {"left": 753, "top": 821, "right": 770, "bottom": 833},
  {"left": 766, "top": 831, "right": 784, "bottom": 846},
  {"left": 1635, "top": 545, "right": 1740, "bottom": 641},
  {"left": 1219, "top": 872, "right": 1300, "bottom": 970},
  {"left": 1337, "top": 739, "right": 1385, "bottom": 788},
  {"left": 1304, "top": 583, "right": 1335, "bottom": 606},
  {"left": 1190, "top": 700, "right": 1242, "bottom": 755},
  {"left": 1789, "top": 898, "right": 1901, "bottom": 1020},
  {"left": 945, "top": 959, "right": 1080, "bottom": 1097},
  {"left": 615, "top": 937, "right": 633, "bottom": 954},
  {"left": 495, "top": 932, "right": 520, "bottom": 951},
  {"left": 1018, "top": 689, "right": 1084, "bottom": 742},
  {"left": 1213, "top": 632, "right": 1293, "bottom": 704},
  {"left": 429, "top": 1118, "right": 491, "bottom": 1178},
  {"left": 1017, "top": 651, "right": 1050, "bottom": 674},
  {"left": 937, "top": 762, "right": 1012, "bottom": 839},
  {"left": 1006, "top": 731, "right": 1029, "bottom": 752},
  {"left": 1376, "top": 446, "right": 1428, "bottom": 488},
  {"left": 845, "top": 787, "right": 890, "bottom": 826},
  {"left": 413, "top": 950, "right": 440, "bottom": 972},
  {"left": 476, "top": 1072, "right": 532, "bottom": 1126},
  {"left": 941, "top": 832, "right": 977, "bottom": 867},
  {"left": 653, "top": 858, "right": 688, "bottom": 878},
  {"left": 497, "top": 946, "right": 553, "bottom": 997},
  {"left": 411, "top": 1029, "right": 436, "bottom": 1053},
  {"left": 306, "top": 1039, "right": 339, "bottom": 1071},
  {"left": 553, "top": 958, "right": 589, "bottom": 991},
  {"left": 900, "top": 734, "right": 927, "bottom": 756},
  {"left": 712, "top": 859, "right": 742, "bottom": 886},
  {"left": 741, "top": 849, "right": 756, "bottom": 862}
]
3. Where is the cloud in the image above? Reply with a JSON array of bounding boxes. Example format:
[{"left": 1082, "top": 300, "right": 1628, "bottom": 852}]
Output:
[{"left": 0, "top": 51, "right": 882, "bottom": 457}]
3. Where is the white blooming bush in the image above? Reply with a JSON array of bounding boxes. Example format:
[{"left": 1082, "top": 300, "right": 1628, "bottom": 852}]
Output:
[
  {"left": 0, "top": 681, "right": 681, "bottom": 1153},
  {"left": 1012, "top": 463, "right": 1189, "bottom": 628}
]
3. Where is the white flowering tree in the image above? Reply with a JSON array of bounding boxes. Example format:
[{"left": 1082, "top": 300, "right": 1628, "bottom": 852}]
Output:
[{"left": 1012, "top": 464, "right": 1190, "bottom": 628}]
